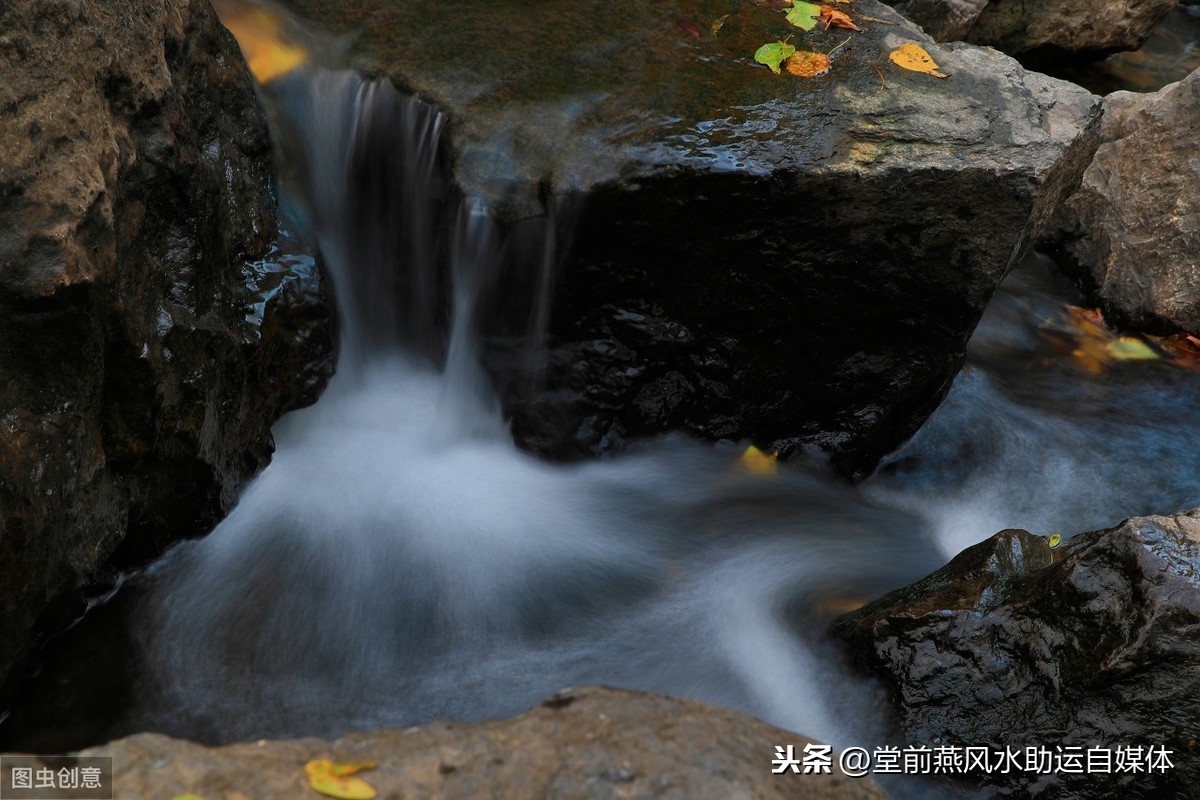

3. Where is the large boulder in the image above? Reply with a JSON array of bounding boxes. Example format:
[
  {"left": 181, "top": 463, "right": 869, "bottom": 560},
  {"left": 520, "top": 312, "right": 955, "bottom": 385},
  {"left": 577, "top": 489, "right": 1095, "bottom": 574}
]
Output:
[
  {"left": 831, "top": 513, "right": 1200, "bottom": 799},
  {"left": 1043, "top": 68, "right": 1200, "bottom": 335},
  {"left": 284, "top": 0, "right": 1100, "bottom": 476},
  {"left": 0, "top": 0, "right": 333, "bottom": 695},
  {"left": 66, "top": 687, "right": 884, "bottom": 800},
  {"left": 884, "top": 0, "right": 1176, "bottom": 63}
]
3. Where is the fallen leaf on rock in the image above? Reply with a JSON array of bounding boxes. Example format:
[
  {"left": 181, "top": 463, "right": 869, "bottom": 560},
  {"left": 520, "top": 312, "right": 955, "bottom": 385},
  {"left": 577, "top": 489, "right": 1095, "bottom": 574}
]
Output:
[
  {"left": 785, "top": 1, "right": 822, "bottom": 31},
  {"left": 754, "top": 41, "right": 797, "bottom": 74},
  {"left": 820, "top": 6, "right": 862, "bottom": 31},
  {"left": 785, "top": 50, "right": 832, "bottom": 77},
  {"left": 676, "top": 16, "right": 702, "bottom": 39},
  {"left": 738, "top": 444, "right": 778, "bottom": 475},
  {"left": 305, "top": 759, "right": 378, "bottom": 800},
  {"left": 219, "top": 6, "right": 309, "bottom": 83},
  {"left": 711, "top": 14, "right": 730, "bottom": 37},
  {"left": 1048, "top": 533, "right": 1062, "bottom": 548},
  {"left": 889, "top": 43, "right": 948, "bottom": 78}
]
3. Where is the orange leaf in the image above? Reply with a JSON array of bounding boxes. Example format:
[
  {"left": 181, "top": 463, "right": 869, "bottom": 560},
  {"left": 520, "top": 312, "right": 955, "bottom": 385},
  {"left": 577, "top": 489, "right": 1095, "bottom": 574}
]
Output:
[
  {"left": 785, "top": 50, "right": 832, "bottom": 77},
  {"left": 819, "top": 6, "right": 862, "bottom": 31},
  {"left": 889, "top": 43, "right": 949, "bottom": 78}
]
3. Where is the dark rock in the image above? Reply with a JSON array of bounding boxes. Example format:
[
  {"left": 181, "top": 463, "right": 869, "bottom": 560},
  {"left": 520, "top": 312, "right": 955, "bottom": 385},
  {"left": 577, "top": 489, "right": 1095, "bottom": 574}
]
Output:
[
  {"left": 884, "top": 0, "right": 1176, "bottom": 64},
  {"left": 286, "top": 0, "right": 1100, "bottom": 477},
  {"left": 0, "top": 0, "right": 333, "bottom": 694},
  {"left": 67, "top": 687, "right": 886, "bottom": 800},
  {"left": 1042, "top": 68, "right": 1200, "bottom": 336},
  {"left": 831, "top": 513, "right": 1200, "bottom": 799}
]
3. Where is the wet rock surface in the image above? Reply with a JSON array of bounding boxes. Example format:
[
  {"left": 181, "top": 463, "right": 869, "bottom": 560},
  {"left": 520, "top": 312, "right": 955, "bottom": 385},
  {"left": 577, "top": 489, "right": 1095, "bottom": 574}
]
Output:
[
  {"left": 885, "top": 0, "right": 1176, "bottom": 64},
  {"left": 0, "top": 0, "right": 333, "bottom": 695},
  {"left": 60, "top": 687, "right": 884, "bottom": 800},
  {"left": 831, "top": 514, "right": 1200, "bottom": 799},
  {"left": 1043, "top": 67, "right": 1200, "bottom": 336},
  {"left": 285, "top": 0, "right": 1100, "bottom": 476}
]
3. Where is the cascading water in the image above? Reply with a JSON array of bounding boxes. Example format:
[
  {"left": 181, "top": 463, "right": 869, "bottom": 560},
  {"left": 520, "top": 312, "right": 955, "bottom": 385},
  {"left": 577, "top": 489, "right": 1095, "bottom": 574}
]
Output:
[{"left": 115, "top": 61, "right": 945, "bottom": 751}]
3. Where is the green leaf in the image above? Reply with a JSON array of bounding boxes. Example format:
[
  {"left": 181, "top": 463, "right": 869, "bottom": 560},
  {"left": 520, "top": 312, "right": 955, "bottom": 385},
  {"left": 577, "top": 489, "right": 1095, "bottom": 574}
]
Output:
[
  {"left": 1107, "top": 336, "right": 1159, "bottom": 361},
  {"left": 754, "top": 41, "right": 796, "bottom": 74},
  {"left": 785, "top": 2, "right": 822, "bottom": 31}
]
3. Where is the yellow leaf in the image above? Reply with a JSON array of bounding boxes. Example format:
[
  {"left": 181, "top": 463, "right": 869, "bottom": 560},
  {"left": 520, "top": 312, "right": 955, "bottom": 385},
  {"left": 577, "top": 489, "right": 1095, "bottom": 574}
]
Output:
[
  {"left": 217, "top": 5, "right": 310, "bottom": 83},
  {"left": 305, "top": 760, "right": 378, "bottom": 800},
  {"left": 1048, "top": 533, "right": 1062, "bottom": 548},
  {"left": 738, "top": 445, "right": 778, "bottom": 475},
  {"left": 889, "top": 43, "right": 948, "bottom": 78}
]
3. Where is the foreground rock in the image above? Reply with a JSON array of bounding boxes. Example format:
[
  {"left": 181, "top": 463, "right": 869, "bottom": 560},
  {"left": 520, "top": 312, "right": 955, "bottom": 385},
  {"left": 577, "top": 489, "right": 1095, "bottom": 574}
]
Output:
[
  {"left": 884, "top": 0, "right": 1175, "bottom": 63},
  {"left": 285, "top": 0, "right": 1099, "bottom": 476},
  {"left": 1043, "top": 68, "right": 1200, "bottom": 335},
  {"left": 831, "top": 513, "right": 1200, "bottom": 799},
  {"left": 0, "top": 0, "right": 333, "bottom": 694},
  {"left": 65, "top": 687, "right": 884, "bottom": 800}
]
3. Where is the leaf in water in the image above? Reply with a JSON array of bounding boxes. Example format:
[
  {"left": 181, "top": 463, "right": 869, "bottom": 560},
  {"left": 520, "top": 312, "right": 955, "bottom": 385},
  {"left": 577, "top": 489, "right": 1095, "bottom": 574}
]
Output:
[
  {"left": 711, "top": 14, "right": 730, "bottom": 37},
  {"left": 738, "top": 445, "right": 778, "bottom": 475},
  {"left": 785, "top": 51, "right": 832, "bottom": 77},
  {"left": 785, "top": 1, "right": 823, "bottom": 31},
  {"left": 819, "top": 6, "right": 862, "bottom": 31},
  {"left": 305, "top": 759, "right": 378, "bottom": 800},
  {"left": 889, "top": 43, "right": 949, "bottom": 78},
  {"left": 1048, "top": 533, "right": 1062, "bottom": 548},
  {"left": 1107, "top": 336, "right": 1159, "bottom": 361},
  {"left": 1147, "top": 332, "right": 1200, "bottom": 370},
  {"left": 754, "top": 41, "right": 797, "bottom": 74},
  {"left": 676, "top": 16, "right": 702, "bottom": 39}
]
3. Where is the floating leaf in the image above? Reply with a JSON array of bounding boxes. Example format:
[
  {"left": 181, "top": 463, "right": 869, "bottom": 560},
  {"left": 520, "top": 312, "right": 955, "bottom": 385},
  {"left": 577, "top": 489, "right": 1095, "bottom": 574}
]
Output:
[
  {"left": 1048, "top": 533, "right": 1062, "bottom": 548},
  {"left": 785, "top": 50, "right": 832, "bottom": 77},
  {"left": 1107, "top": 336, "right": 1159, "bottom": 361},
  {"left": 754, "top": 41, "right": 797, "bottom": 74},
  {"left": 711, "top": 14, "right": 730, "bottom": 37},
  {"left": 819, "top": 6, "right": 862, "bottom": 31},
  {"left": 889, "top": 43, "right": 949, "bottom": 78},
  {"left": 785, "top": 1, "right": 822, "bottom": 31},
  {"left": 676, "top": 16, "right": 702, "bottom": 39},
  {"left": 305, "top": 759, "right": 377, "bottom": 800},
  {"left": 738, "top": 444, "right": 778, "bottom": 475}
]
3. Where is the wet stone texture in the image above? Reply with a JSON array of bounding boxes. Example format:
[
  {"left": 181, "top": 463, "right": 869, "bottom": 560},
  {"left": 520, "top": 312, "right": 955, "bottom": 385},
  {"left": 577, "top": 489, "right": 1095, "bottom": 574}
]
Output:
[
  {"left": 1043, "top": 67, "right": 1200, "bottom": 336},
  {"left": 884, "top": 0, "right": 1176, "bottom": 64},
  {"left": 285, "top": 0, "right": 1100, "bottom": 477},
  {"left": 70, "top": 687, "right": 886, "bottom": 800},
  {"left": 830, "top": 514, "right": 1200, "bottom": 799},
  {"left": 0, "top": 0, "right": 334, "bottom": 696}
]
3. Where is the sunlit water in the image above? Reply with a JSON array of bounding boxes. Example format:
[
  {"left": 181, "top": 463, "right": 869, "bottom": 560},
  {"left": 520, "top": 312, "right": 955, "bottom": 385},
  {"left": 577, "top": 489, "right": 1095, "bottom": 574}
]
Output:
[{"left": 4, "top": 7, "right": 1200, "bottom": 800}]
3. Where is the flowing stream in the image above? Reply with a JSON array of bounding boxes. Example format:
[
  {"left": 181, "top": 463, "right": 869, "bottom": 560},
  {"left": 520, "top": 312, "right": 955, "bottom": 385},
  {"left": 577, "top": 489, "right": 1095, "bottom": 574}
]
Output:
[{"left": 4, "top": 6, "right": 1200, "bottom": 799}]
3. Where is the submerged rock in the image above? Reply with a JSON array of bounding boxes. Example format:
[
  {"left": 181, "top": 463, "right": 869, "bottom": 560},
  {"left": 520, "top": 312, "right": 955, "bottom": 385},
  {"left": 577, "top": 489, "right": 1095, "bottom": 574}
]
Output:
[
  {"left": 69, "top": 687, "right": 884, "bottom": 800},
  {"left": 0, "top": 0, "right": 333, "bottom": 694},
  {"left": 285, "top": 0, "right": 1100, "bottom": 476},
  {"left": 1043, "top": 67, "right": 1200, "bottom": 336},
  {"left": 830, "top": 513, "right": 1200, "bottom": 799},
  {"left": 884, "top": 0, "right": 1176, "bottom": 64}
]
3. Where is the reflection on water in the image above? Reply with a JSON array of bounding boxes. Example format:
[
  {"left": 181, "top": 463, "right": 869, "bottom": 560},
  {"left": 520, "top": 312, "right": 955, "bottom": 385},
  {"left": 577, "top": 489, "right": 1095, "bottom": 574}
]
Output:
[{"left": 1048, "top": 4, "right": 1200, "bottom": 94}]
